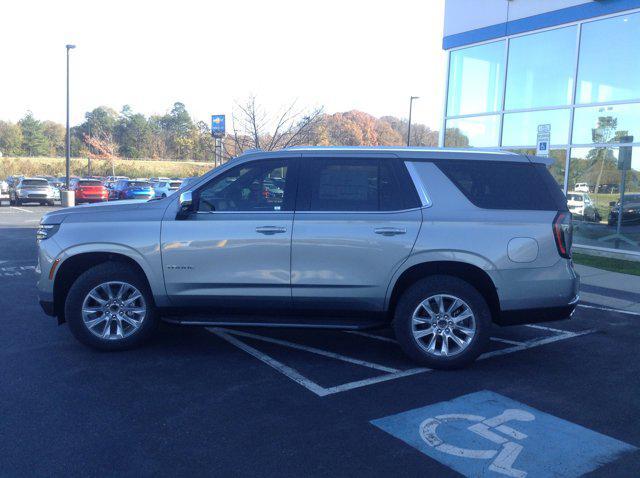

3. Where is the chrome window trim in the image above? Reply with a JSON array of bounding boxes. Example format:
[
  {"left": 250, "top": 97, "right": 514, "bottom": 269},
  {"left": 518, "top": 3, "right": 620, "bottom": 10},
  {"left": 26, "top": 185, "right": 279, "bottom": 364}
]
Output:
[{"left": 404, "top": 161, "right": 432, "bottom": 208}]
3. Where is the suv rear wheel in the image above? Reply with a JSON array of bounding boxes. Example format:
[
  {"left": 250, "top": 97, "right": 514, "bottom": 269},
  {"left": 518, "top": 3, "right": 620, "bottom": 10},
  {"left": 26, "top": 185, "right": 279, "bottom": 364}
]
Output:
[
  {"left": 393, "top": 275, "right": 491, "bottom": 369},
  {"left": 65, "top": 263, "right": 158, "bottom": 350}
]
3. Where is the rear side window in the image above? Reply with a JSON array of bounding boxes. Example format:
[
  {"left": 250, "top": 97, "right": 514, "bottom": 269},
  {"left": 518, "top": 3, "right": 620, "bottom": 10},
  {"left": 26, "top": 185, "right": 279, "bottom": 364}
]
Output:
[
  {"left": 436, "top": 160, "right": 565, "bottom": 211},
  {"left": 303, "top": 158, "right": 405, "bottom": 212}
]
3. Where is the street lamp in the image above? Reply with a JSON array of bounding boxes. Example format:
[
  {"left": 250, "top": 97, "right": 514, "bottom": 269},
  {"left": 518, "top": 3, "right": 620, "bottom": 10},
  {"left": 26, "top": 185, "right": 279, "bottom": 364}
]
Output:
[
  {"left": 407, "top": 96, "right": 419, "bottom": 146},
  {"left": 65, "top": 44, "right": 76, "bottom": 193}
]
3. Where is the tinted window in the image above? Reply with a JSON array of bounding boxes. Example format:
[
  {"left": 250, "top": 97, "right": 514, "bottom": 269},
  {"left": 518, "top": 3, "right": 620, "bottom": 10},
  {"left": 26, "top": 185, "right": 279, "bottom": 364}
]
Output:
[
  {"left": 127, "top": 182, "right": 151, "bottom": 188},
  {"left": 436, "top": 160, "right": 565, "bottom": 211},
  {"left": 306, "top": 159, "right": 404, "bottom": 211},
  {"left": 169, "top": 182, "right": 182, "bottom": 188},
  {"left": 78, "top": 180, "right": 102, "bottom": 186},
  {"left": 21, "top": 179, "right": 48, "bottom": 186},
  {"left": 197, "top": 159, "right": 291, "bottom": 212}
]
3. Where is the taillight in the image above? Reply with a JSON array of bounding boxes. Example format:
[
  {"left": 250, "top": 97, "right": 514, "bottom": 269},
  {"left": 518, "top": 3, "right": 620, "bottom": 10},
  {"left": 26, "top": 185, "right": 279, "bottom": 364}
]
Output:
[{"left": 553, "top": 212, "right": 573, "bottom": 259}]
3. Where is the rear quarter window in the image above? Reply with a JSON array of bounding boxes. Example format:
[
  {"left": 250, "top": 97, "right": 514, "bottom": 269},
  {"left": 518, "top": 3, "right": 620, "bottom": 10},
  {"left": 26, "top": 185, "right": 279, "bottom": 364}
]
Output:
[{"left": 436, "top": 160, "right": 566, "bottom": 211}]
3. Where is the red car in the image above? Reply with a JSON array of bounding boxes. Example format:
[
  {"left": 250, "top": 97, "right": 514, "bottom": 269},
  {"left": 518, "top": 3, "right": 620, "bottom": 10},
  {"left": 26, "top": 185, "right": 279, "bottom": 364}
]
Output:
[{"left": 71, "top": 179, "right": 109, "bottom": 203}]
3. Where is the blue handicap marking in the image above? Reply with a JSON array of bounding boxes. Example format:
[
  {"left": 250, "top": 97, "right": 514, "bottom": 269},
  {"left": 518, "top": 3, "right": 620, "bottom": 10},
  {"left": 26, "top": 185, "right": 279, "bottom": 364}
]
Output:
[{"left": 371, "top": 390, "right": 636, "bottom": 478}]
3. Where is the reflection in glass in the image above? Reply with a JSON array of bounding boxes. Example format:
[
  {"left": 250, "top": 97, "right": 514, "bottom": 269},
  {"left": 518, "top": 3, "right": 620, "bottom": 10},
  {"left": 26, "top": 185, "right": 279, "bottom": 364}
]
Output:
[
  {"left": 569, "top": 147, "right": 640, "bottom": 253},
  {"left": 577, "top": 12, "right": 640, "bottom": 104},
  {"left": 505, "top": 148, "right": 567, "bottom": 188},
  {"left": 445, "top": 116, "right": 500, "bottom": 148},
  {"left": 572, "top": 104, "right": 640, "bottom": 145},
  {"left": 502, "top": 109, "right": 570, "bottom": 147},
  {"left": 505, "top": 26, "right": 576, "bottom": 110},
  {"left": 447, "top": 41, "right": 505, "bottom": 116}
]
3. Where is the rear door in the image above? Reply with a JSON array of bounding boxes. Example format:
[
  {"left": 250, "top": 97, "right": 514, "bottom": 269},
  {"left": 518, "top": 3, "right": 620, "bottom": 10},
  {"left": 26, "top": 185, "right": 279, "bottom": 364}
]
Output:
[{"left": 291, "top": 154, "right": 422, "bottom": 313}]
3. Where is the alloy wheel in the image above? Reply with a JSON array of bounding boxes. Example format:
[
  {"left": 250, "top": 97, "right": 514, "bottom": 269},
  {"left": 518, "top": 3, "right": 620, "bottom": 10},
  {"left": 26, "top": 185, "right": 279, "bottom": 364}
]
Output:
[
  {"left": 411, "top": 294, "right": 476, "bottom": 357},
  {"left": 81, "top": 281, "right": 147, "bottom": 340}
]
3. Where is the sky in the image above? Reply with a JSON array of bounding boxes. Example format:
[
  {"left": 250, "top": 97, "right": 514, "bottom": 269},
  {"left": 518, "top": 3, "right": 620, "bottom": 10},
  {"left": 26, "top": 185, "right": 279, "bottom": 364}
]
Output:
[{"left": 1, "top": 0, "right": 446, "bottom": 132}]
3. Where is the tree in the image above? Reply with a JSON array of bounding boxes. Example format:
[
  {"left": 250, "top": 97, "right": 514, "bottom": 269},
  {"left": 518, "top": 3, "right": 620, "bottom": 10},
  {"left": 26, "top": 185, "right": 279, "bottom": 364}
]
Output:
[
  {"left": 42, "top": 121, "right": 65, "bottom": 156},
  {"left": 443, "top": 128, "right": 469, "bottom": 147},
  {"left": 18, "top": 112, "right": 50, "bottom": 156},
  {"left": 0, "top": 121, "right": 23, "bottom": 156},
  {"left": 115, "top": 106, "right": 153, "bottom": 158},
  {"left": 589, "top": 116, "right": 623, "bottom": 193},
  {"left": 161, "top": 102, "right": 196, "bottom": 159},
  {"left": 229, "top": 96, "right": 324, "bottom": 156}
]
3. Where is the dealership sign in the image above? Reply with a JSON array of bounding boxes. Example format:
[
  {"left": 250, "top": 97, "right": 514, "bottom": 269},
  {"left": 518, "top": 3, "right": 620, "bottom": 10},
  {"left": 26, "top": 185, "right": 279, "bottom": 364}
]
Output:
[
  {"left": 536, "top": 124, "right": 551, "bottom": 157},
  {"left": 211, "top": 115, "right": 226, "bottom": 138}
]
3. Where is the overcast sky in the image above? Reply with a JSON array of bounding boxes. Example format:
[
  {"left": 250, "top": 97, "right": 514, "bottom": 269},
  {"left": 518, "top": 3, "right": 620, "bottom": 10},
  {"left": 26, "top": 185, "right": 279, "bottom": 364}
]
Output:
[{"left": 1, "top": 0, "right": 446, "bottom": 131}]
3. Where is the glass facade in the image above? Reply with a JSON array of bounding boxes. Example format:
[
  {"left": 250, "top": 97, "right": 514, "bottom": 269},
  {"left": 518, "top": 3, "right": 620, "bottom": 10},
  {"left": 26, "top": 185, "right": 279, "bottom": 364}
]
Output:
[{"left": 443, "top": 10, "right": 640, "bottom": 255}]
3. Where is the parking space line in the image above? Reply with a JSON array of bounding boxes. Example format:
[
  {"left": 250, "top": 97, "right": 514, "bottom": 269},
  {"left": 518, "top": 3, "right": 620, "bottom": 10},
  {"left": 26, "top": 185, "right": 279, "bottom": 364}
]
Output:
[
  {"left": 208, "top": 324, "right": 597, "bottom": 397},
  {"left": 479, "top": 329, "right": 596, "bottom": 360},
  {"left": 9, "top": 206, "right": 33, "bottom": 213},
  {"left": 489, "top": 337, "right": 524, "bottom": 346},
  {"left": 210, "top": 328, "right": 328, "bottom": 396},
  {"left": 524, "top": 324, "right": 569, "bottom": 334},
  {"left": 345, "top": 330, "right": 398, "bottom": 344},
  {"left": 579, "top": 303, "right": 640, "bottom": 317},
  {"left": 209, "top": 328, "right": 400, "bottom": 373}
]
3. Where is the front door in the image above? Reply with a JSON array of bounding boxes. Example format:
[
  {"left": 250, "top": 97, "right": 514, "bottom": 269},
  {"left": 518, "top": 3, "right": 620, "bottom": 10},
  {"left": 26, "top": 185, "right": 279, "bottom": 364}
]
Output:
[
  {"left": 161, "top": 157, "right": 298, "bottom": 311},
  {"left": 291, "top": 156, "right": 422, "bottom": 314}
]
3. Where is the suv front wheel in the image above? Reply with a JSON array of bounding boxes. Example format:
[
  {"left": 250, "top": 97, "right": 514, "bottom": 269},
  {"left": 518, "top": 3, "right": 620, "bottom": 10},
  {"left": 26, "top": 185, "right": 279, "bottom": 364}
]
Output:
[
  {"left": 393, "top": 275, "right": 491, "bottom": 369},
  {"left": 65, "top": 263, "right": 158, "bottom": 350}
]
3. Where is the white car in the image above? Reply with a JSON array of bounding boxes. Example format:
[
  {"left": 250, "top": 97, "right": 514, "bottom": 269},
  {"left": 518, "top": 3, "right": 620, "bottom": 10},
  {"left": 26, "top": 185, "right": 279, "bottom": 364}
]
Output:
[
  {"left": 153, "top": 180, "right": 183, "bottom": 198},
  {"left": 567, "top": 191, "right": 600, "bottom": 222},
  {"left": 574, "top": 182, "right": 590, "bottom": 193},
  {"left": 0, "top": 180, "right": 8, "bottom": 194}
]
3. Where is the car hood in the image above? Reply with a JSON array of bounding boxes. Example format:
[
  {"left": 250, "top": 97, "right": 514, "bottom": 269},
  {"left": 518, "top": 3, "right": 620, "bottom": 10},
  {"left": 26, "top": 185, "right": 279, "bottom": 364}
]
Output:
[{"left": 41, "top": 199, "right": 163, "bottom": 224}]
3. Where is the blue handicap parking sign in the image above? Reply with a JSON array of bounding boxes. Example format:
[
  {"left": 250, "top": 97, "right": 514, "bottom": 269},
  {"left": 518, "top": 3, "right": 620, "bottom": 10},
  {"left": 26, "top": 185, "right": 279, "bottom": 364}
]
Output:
[{"left": 371, "top": 391, "right": 636, "bottom": 478}]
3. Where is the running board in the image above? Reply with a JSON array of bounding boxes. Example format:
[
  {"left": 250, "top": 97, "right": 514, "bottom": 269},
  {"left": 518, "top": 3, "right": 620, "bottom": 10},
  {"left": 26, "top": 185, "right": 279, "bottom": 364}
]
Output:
[{"left": 161, "top": 316, "right": 387, "bottom": 330}]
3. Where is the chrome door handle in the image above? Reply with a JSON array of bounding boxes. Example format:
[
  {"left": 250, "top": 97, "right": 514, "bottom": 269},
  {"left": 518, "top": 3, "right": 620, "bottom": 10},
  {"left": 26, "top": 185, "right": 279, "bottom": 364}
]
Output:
[
  {"left": 374, "top": 227, "right": 407, "bottom": 236},
  {"left": 256, "top": 225, "right": 287, "bottom": 235}
]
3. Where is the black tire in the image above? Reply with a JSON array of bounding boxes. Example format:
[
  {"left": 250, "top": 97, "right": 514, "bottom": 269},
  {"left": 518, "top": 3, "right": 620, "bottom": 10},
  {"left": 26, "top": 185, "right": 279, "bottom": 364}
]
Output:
[
  {"left": 393, "top": 275, "right": 492, "bottom": 369},
  {"left": 161, "top": 193, "right": 167, "bottom": 198},
  {"left": 65, "top": 262, "right": 158, "bottom": 350},
  {"left": 15, "top": 198, "right": 21, "bottom": 206}
]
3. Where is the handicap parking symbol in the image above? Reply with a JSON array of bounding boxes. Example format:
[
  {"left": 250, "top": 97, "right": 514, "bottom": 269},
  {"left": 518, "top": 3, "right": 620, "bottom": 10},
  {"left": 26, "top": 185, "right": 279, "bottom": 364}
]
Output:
[{"left": 371, "top": 391, "right": 636, "bottom": 477}]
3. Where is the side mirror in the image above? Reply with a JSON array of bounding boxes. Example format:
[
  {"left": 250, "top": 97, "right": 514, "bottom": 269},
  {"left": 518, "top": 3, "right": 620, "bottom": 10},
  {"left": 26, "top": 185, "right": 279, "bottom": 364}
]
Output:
[
  {"left": 609, "top": 201, "right": 616, "bottom": 207},
  {"left": 177, "top": 191, "right": 194, "bottom": 219}
]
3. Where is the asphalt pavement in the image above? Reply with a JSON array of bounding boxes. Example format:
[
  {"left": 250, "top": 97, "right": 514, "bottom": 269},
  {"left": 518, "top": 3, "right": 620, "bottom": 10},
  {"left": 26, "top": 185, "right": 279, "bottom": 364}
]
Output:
[{"left": 1, "top": 203, "right": 639, "bottom": 477}]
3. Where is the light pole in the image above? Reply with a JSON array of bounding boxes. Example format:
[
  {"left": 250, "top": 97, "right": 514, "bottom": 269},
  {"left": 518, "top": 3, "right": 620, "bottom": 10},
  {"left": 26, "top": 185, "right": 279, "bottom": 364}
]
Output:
[
  {"left": 407, "top": 96, "right": 419, "bottom": 146},
  {"left": 65, "top": 44, "right": 76, "bottom": 191}
]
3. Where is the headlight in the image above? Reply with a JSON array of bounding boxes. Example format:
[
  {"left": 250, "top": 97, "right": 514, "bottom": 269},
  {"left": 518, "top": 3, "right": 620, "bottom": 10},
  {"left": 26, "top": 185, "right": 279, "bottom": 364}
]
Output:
[{"left": 36, "top": 224, "right": 60, "bottom": 241}]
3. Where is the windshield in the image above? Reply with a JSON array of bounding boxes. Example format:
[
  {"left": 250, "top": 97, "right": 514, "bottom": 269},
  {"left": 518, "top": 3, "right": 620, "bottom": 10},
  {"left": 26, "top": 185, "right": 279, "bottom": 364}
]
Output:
[
  {"left": 169, "top": 182, "right": 182, "bottom": 188},
  {"left": 21, "top": 179, "right": 49, "bottom": 187},
  {"left": 567, "top": 194, "right": 583, "bottom": 201},
  {"left": 127, "top": 182, "right": 151, "bottom": 188}
]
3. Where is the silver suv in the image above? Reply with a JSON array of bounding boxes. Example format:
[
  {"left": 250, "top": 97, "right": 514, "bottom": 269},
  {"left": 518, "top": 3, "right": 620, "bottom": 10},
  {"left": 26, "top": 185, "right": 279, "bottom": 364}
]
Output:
[{"left": 36, "top": 147, "right": 579, "bottom": 368}]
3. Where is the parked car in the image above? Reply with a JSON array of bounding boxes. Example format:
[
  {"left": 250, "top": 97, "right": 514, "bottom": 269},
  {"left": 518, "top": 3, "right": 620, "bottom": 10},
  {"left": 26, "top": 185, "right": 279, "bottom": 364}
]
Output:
[
  {"left": 109, "top": 179, "right": 155, "bottom": 200},
  {"left": 36, "top": 147, "right": 578, "bottom": 369},
  {"left": 0, "top": 179, "right": 8, "bottom": 194},
  {"left": 71, "top": 179, "right": 109, "bottom": 204},
  {"left": 104, "top": 176, "right": 129, "bottom": 190},
  {"left": 574, "top": 182, "right": 590, "bottom": 193},
  {"left": 10, "top": 177, "right": 58, "bottom": 206},
  {"left": 566, "top": 191, "right": 600, "bottom": 222},
  {"left": 608, "top": 194, "right": 640, "bottom": 226},
  {"left": 153, "top": 180, "right": 182, "bottom": 198}
]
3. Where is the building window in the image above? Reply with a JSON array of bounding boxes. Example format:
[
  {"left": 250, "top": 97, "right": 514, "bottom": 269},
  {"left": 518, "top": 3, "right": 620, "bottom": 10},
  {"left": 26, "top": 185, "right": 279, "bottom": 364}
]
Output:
[
  {"left": 446, "top": 41, "right": 505, "bottom": 116},
  {"left": 568, "top": 146, "right": 640, "bottom": 253},
  {"left": 505, "top": 26, "right": 576, "bottom": 110},
  {"left": 502, "top": 109, "right": 571, "bottom": 147},
  {"left": 445, "top": 115, "right": 500, "bottom": 148},
  {"left": 572, "top": 103, "right": 640, "bottom": 145},
  {"left": 577, "top": 12, "right": 640, "bottom": 104}
]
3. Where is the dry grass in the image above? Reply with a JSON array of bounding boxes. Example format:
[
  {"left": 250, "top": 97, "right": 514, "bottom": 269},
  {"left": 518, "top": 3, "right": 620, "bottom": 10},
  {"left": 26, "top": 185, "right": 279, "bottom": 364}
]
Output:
[{"left": 0, "top": 156, "right": 216, "bottom": 179}]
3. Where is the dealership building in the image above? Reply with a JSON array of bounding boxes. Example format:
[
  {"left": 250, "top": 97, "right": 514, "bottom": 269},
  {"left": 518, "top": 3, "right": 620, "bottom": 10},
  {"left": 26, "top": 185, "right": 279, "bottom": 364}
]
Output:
[{"left": 441, "top": 0, "right": 640, "bottom": 255}]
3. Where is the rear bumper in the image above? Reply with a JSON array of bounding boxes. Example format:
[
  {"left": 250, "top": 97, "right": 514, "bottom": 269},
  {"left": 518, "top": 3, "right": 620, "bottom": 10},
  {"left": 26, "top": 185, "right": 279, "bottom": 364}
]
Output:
[{"left": 496, "top": 294, "right": 579, "bottom": 326}]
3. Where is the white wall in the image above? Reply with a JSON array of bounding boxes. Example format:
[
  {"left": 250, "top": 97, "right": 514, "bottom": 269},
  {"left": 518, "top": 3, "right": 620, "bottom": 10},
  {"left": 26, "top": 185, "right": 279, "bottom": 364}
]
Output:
[{"left": 444, "top": 0, "right": 593, "bottom": 37}]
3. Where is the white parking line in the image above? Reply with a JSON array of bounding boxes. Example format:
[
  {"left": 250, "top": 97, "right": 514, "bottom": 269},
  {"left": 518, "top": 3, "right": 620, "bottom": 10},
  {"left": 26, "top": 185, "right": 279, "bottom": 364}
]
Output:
[
  {"left": 348, "top": 330, "right": 525, "bottom": 347},
  {"left": 208, "top": 324, "right": 596, "bottom": 397},
  {"left": 578, "top": 303, "right": 640, "bottom": 317},
  {"left": 9, "top": 206, "right": 33, "bottom": 213},
  {"left": 209, "top": 328, "right": 400, "bottom": 373}
]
